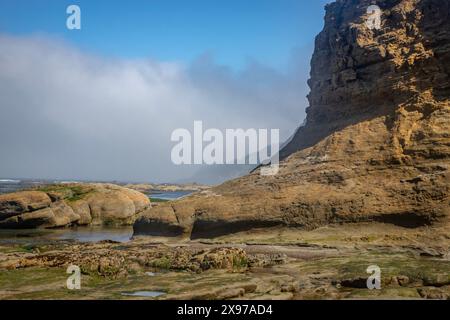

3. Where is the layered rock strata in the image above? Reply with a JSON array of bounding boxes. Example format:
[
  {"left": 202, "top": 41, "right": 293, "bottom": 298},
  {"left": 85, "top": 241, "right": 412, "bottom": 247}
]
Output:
[{"left": 134, "top": 0, "right": 450, "bottom": 238}]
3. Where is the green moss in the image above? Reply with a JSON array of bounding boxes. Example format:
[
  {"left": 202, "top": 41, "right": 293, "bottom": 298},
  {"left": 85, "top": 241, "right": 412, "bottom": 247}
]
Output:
[
  {"left": 82, "top": 273, "right": 107, "bottom": 287},
  {"left": 149, "top": 257, "right": 172, "bottom": 270},
  {"left": 296, "top": 251, "right": 450, "bottom": 290},
  {"left": 0, "top": 267, "right": 67, "bottom": 289},
  {"left": 232, "top": 256, "right": 248, "bottom": 270},
  {"left": 346, "top": 287, "right": 421, "bottom": 299},
  {"left": 1, "top": 243, "right": 49, "bottom": 254},
  {"left": 150, "top": 197, "right": 170, "bottom": 203},
  {"left": 0, "top": 266, "right": 123, "bottom": 299},
  {"left": 18, "top": 244, "right": 39, "bottom": 253},
  {"left": 37, "top": 184, "right": 93, "bottom": 202}
]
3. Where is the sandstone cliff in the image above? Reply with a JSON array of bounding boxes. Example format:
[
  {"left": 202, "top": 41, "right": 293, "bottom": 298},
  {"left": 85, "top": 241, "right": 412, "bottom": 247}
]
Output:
[
  {"left": 0, "top": 184, "right": 150, "bottom": 228},
  {"left": 134, "top": 0, "right": 449, "bottom": 239}
]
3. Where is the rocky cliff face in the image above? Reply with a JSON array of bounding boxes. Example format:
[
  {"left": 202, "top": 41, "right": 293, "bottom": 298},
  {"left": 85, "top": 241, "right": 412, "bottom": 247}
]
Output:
[
  {"left": 282, "top": 0, "right": 450, "bottom": 160},
  {"left": 0, "top": 184, "right": 150, "bottom": 228},
  {"left": 134, "top": 0, "right": 450, "bottom": 239}
]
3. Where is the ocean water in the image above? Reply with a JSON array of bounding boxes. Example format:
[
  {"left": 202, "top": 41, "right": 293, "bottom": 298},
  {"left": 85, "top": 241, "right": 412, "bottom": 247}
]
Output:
[
  {"left": 0, "top": 179, "right": 194, "bottom": 200},
  {"left": 0, "top": 179, "right": 49, "bottom": 194},
  {"left": 121, "top": 291, "right": 166, "bottom": 297},
  {"left": 0, "top": 226, "right": 133, "bottom": 243},
  {"left": 148, "top": 190, "right": 193, "bottom": 200}
]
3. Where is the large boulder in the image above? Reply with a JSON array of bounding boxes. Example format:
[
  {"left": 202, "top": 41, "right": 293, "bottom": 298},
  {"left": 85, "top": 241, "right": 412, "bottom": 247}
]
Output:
[
  {"left": 48, "top": 201, "right": 80, "bottom": 227},
  {"left": 0, "top": 201, "right": 80, "bottom": 229},
  {"left": 0, "top": 184, "right": 151, "bottom": 229},
  {"left": 0, "top": 191, "right": 52, "bottom": 220},
  {"left": 85, "top": 186, "right": 137, "bottom": 225},
  {"left": 67, "top": 200, "right": 92, "bottom": 225},
  {"left": 0, "top": 207, "right": 54, "bottom": 229},
  {"left": 134, "top": 0, "right": 450, "bottom": 239}
]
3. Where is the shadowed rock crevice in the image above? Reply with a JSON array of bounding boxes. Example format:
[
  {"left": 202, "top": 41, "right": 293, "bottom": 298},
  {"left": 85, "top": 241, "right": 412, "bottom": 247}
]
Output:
[
  {"left": 190, "top": 220, "right": 284, "bottom": 240},
  {"left": 370, "top": 212, "right": 434, "bottom": 228},
  {"left": 133, "top": 220, "right": 185, "bottom": 237}
]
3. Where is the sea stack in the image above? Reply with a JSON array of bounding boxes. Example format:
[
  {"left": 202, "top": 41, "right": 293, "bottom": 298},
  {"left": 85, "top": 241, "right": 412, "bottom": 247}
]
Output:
[{"left": 134, "top": 0, "right": 450, "bottom": 239}]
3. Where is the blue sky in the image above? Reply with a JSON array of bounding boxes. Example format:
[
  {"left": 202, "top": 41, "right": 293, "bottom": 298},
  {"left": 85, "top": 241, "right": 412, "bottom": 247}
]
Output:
[
  {"left": 0, "top": 0, "right": 333, "bottom": 183},
  {"left": 0, "top": 0, "right": 330, "bottom": 70}
]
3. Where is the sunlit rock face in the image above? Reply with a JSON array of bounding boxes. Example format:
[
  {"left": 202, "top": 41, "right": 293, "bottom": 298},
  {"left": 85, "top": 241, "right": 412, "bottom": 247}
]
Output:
[
  {"left": 134, "top": 0, "right": 450, "bottom": 239},
  {"left": 0, "top": 184, "right": 150, "bottom": 228}
]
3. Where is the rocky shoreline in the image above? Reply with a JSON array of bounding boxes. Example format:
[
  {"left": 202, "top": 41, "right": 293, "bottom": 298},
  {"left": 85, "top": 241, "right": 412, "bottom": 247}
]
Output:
[
  {"left": 0, "top": 0, "right": 448, "bottom": 301},
  {"left": 0, "top": 184, "right": 150, "bottom": 229},
  {"left": 123, "top": 183, "right": 210, "bottom": 194},
  {"left": 1, "top": 223, "right": 449, "bottom": 300}
]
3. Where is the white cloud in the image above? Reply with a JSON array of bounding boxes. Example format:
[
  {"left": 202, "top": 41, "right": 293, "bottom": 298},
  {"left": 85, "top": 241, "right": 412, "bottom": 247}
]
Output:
[{"left": 0, "top": 33, "right": 311, "bottom": 183}]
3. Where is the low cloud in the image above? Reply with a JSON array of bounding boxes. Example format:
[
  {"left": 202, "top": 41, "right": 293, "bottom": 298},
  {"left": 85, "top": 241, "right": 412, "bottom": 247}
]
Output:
[{"left": 0, "top": 33, "right": 311, "bottom": 183}]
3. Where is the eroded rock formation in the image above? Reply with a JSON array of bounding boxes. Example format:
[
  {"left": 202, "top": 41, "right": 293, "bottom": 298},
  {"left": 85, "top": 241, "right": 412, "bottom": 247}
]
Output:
[
  {"left": 0, "top": 184, "right": 150, "bottom": 228},
  {"left": 134, "top": 0, "right": 450, "bottom": 239}
]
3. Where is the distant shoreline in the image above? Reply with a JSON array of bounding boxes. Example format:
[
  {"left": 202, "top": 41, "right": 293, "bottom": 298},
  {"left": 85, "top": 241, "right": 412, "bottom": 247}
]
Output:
[{"left": 0, "top": 179, "right": 210, "bottom": 195}]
